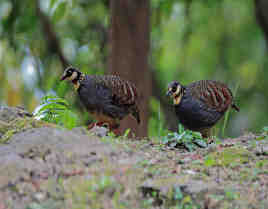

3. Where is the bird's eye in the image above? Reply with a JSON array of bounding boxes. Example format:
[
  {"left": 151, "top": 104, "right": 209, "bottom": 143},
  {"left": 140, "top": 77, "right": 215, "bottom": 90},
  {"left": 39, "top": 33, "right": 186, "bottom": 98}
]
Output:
[
  {"left": 67, "top": 70, "right": 72, "bottom": 74},
  {"left": 172, "top": 86, "right": 177, "bottom": 92}
]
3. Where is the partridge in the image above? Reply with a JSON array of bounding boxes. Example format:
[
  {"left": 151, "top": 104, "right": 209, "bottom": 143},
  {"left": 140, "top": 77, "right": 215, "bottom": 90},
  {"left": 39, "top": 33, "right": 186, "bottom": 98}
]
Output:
[
  {"left": 60, "top": 67, "right": 140, "bottom": 133},
  {"left": 166, "top": 80, "right": 239, "bottom": 137}
]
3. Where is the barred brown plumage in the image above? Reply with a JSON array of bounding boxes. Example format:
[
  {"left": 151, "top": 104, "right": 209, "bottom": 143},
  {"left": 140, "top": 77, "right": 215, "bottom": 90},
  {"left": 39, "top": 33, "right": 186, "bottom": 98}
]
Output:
[
  {"left": 60, "top": 67, "right": 140, "bottom": 134},
  {"left": 190, "top": 80, "right": 238, "bottom": 112},
  {"left": 90, "top": 75, "right": 138, "bottom": 105},
  {"left": 167, "top": 80, "right": 239, "bottom": 138}
]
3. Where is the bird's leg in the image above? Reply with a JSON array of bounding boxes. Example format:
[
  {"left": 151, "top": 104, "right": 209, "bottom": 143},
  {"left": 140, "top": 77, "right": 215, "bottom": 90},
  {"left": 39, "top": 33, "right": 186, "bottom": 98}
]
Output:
[
  {"left": 96, "top": 121, "right": 108, "bottom": 127},
  {"left": 97, "top": 122, "right": 110, "bottom": 129},
  {"left": 87, "top": 122, "right": 97, "bottom": 130},
  {"left": 110, "top": 128, "right": 121, "bottom": 136},
  {"left": 88, "top": 121, "right": 108, "bottom": 129},
  {"left": 107, "top": 123, "right": 121, "bottom": 136}
]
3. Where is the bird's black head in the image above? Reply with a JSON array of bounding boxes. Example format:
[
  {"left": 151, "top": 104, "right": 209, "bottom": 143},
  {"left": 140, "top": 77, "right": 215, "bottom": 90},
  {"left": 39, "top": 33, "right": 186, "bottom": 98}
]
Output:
[
  {"left": 60, "top": 67, "right": 81, "bottom": 82},
  {"left": 166, "top": 81, "right": 184, "bottom": 105}
]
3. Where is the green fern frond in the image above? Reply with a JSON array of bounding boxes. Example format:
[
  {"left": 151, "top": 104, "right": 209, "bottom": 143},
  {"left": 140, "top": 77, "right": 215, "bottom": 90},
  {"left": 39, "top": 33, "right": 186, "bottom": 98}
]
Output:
[{"left": 34, "top": 95, "right": 78, "bottom": 129}]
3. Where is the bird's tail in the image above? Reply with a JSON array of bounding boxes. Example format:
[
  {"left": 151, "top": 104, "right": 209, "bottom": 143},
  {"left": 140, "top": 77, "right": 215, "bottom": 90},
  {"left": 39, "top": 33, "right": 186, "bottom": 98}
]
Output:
[
  {"left": 232, "top": 103, "right": 240, "bottom": 112},
  {"left": 131, "top": 105, "right": 141, "bottom": 124}
]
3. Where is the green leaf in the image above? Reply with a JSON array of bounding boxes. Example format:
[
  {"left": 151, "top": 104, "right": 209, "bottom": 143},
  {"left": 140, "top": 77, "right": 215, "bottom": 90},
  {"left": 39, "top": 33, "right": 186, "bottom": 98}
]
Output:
[
  {"left": 162, "top": 136, "right": 170, "bottom": 144},
  {"left": 184, "top": 133, "right": 193, "bottom": 141},
  {"left": 34, "top": 95, "right": 78, "bottom": 129},
  {"left": 61, "top": 110, "right": 78, "bottom": 129},
  {"left": 191, "top": 131, "right": 202, "bottom": 139},
  {"left": 185, "top": 142, "right": 195, "bottom": 152},
  {"left": 41, "top": 95, "right": 69, "bottom": 106},
  {"left": 49, "top": 0, "right": 58, "bottom": 11},
  {"left": 52, "top": 1, "right": 67, "bottom": 23},
  {"left": 178, "top": 124, "right": 184, "bottom": 134},
  {"left": 161, "top": 124, "right": 207, "bottom": 152},
  {"left": 35, "top": 103, "right": 67, "bottom": 116},
  {"left": 194, "top": 139, "right": 208, "bottom": 148},
  {"left": 123, "top": 128, "right": 131, "bottom": 137},
  {"left": 174, "top": 132, "right": 183, "bottom": 139},
  {"left": 263, "top": 126, "right": 268, "bottom": 133},
  {"left": 173, "top": 187, "right": 183, "bottom": 200}
]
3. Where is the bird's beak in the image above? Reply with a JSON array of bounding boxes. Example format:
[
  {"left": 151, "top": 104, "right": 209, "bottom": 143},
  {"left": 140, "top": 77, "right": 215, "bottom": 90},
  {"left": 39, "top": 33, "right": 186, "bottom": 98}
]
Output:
[
  {"left": 60, "top": 74, "right": 67, "bottom": 81},
  {"left": 166, "top": 88, "right": 173, "bottom": 97}
]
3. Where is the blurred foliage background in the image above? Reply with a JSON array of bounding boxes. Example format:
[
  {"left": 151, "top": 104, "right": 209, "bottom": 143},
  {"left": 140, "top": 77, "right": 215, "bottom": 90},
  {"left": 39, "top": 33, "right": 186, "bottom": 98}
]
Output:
[{"left": 0, "top": 0, "right": 267, "bottom": 137}]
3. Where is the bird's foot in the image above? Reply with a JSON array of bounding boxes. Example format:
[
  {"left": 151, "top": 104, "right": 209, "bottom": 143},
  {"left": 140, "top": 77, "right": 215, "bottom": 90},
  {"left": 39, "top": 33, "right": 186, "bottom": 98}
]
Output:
[
  {"left": 108, "top": 123, "right": 121, "bottom": 136},
  {"left": 110, "top": 128, "right": 121, "bottom": 136}
]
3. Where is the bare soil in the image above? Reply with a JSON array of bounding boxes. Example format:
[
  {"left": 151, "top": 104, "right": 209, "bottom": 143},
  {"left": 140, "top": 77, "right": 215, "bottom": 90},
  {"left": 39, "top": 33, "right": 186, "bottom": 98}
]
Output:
[{"left": 0, "top": 106, "right": 268, "bottom": 209}]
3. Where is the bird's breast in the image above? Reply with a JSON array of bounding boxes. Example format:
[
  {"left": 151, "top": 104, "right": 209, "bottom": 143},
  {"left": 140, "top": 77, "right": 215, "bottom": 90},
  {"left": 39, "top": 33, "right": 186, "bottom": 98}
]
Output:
[{"left": 175, "top": 95, "right": 222, "bottom": 129}]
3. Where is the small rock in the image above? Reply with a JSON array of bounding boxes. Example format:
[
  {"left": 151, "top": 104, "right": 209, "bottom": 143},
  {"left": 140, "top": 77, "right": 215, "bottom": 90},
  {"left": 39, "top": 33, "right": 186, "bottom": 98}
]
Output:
[
  {"left": 141, "top": 178, "right": 218, "bottom": 207},
  {"left": 0, "top": 106, "right": 32, "bottom": 123},
  {"left": 255, "top": 145, "right": 268, "bottom": 156},
  {"left": 88, "top": 126, "right": 109, "bottom": 137},
  {"left": 71, "top": 127, "right": 88, "bottom": 135},
  {"left": 184, "top": 170, "right": 196, "bottom": 175},
  {"left": 33, "top": 192, "right": 47, "bottom": 202}
]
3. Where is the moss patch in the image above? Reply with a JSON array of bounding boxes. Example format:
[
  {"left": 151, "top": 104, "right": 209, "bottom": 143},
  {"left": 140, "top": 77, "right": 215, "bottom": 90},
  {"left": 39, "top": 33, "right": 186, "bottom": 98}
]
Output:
[
  {"left": 1, "top": 108, "right": 268, "bottom": 209},
  {"left": 0, "top": 117, "right": 57, "bottom": 143},
  {"left": 204, "top": 147, "right": 253, "bottom": 167}
]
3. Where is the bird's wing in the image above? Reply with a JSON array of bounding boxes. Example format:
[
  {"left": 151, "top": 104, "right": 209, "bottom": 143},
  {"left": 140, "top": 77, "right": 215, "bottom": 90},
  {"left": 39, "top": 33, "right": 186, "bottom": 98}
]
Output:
[
  {"left": 188, "top": 80, "right": 234, "bottom": 112},
  {"left": 93, "top": 75, "right": 139, "bottom": 106}
]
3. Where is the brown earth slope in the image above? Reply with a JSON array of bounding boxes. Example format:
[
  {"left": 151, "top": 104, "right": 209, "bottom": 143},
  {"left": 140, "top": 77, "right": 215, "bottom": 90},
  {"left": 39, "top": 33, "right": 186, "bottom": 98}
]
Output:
[{"left": 0, "top": 106, "right": 268, "bottom": 209}]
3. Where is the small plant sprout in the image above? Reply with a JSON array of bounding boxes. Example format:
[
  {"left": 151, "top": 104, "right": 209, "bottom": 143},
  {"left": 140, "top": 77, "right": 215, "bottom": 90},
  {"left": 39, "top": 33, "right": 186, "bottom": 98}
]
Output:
[
  {"left": 33, "top": 94, "right": 78, "bottom": 129},
  {"left": 162, "top": 124, "right": 208, "bottom": 152}
]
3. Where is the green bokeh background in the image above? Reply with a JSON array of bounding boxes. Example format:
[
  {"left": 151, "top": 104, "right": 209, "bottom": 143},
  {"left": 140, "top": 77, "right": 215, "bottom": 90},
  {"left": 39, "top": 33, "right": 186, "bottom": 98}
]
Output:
[{"left": 0, "top": 0, "right": 267, "bottom": 137}]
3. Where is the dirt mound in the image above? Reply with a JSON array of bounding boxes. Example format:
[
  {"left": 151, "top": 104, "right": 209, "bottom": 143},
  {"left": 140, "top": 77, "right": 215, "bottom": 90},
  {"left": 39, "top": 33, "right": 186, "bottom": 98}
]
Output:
[{"left": 0, "top": 106, "right": 268, "bottom": 209}]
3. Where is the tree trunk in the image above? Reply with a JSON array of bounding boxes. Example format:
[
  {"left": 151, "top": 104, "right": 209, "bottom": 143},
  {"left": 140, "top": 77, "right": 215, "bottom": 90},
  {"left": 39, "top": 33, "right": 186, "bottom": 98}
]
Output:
[
  {"left": 108, "top": 0, "right": 151, "bottom": 137},
  {"left": 255, "top": 0, "right": 268, "bottom": 48}
]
